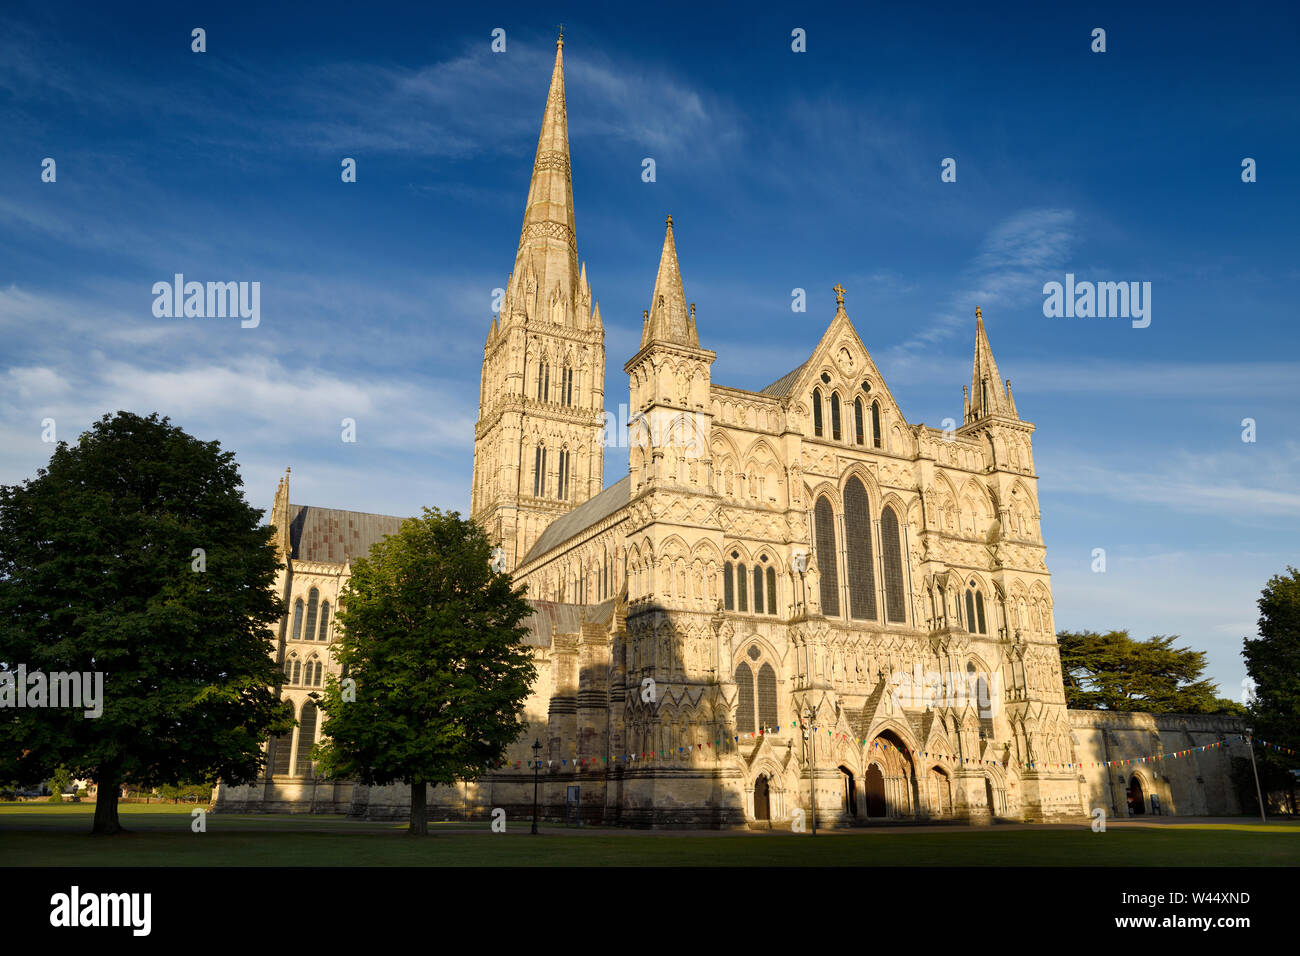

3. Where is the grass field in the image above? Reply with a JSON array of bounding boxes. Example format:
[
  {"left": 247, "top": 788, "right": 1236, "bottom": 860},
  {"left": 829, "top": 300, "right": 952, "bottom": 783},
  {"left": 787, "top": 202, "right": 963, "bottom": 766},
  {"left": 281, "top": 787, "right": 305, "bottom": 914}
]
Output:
[{"left": 3, "top": 804, "right": 1297, "bottom": 866}]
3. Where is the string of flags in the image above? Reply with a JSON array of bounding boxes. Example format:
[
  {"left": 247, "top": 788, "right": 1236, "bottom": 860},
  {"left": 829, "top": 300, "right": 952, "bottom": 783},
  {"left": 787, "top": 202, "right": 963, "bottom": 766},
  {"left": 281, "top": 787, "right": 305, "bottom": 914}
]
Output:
[{"left": 497, "top": 727, "right": 1295, "bottom": 774}]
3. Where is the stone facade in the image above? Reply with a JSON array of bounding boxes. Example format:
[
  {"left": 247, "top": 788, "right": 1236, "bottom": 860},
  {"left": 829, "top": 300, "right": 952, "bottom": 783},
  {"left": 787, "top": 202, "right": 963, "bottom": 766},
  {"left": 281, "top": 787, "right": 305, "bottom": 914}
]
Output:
[{"left": 215, "top": 36, "right": 1248, "bottom": 826}]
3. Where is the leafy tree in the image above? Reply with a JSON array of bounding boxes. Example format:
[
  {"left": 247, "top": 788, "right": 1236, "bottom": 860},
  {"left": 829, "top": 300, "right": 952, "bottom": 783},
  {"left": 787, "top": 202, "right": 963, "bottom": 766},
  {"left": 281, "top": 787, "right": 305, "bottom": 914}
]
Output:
[
  {"left": 1057, "top": 629, "right": 1236, "bottom": 713},
  {"left": 48, "top": 766, "right": 73, "bottom": 796},
  {"left": 0, "top": 412, "right": 292, "bottom": 834},
  {"left": 315, "top": 507, "right": 536, "bottom": 835},
  {"left": 1242, "top": 566, "right": 1300, "bottom": 812}
]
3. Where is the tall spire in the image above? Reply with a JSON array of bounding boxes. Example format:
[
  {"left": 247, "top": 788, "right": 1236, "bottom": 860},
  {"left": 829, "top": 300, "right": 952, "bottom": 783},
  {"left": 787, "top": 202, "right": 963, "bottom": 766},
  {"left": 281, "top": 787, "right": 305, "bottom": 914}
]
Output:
[
  {"left": 968, "top": 306, "right": 1013, "bottom": 420},
  {"left": 641, "top": 214, "right": 698, "bottom": 348},
  {"left": 507, "top": 33, "right": 587, "bottom": 327}
]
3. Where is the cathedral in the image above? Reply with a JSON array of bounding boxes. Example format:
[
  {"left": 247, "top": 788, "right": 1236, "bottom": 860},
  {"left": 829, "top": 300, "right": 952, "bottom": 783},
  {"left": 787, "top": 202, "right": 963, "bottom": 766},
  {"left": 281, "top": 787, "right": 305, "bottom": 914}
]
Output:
[{"left": 215, "top": 36, "right": 1247, "bottom": 826}]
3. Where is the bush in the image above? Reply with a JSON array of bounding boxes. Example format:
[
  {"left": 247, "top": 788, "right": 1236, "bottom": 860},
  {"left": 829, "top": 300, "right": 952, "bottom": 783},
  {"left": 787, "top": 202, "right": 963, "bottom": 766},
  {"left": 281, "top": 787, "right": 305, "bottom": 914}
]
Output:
[{"left": 47, "top": 792, "right": 62, "bottom": 803}]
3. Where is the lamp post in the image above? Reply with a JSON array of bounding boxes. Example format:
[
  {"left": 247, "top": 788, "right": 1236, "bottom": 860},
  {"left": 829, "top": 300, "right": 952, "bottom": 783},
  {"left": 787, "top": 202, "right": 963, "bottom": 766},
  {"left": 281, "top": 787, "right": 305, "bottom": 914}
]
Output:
[
  {"left": 1243, "top": 730, "right": 1267, "bottom": 823},
  {"left": 530, "top": 738, "right": 542, "bottom": 835},
  {"left": 802, "top": 705, "right": 817, "bottom": 836}
]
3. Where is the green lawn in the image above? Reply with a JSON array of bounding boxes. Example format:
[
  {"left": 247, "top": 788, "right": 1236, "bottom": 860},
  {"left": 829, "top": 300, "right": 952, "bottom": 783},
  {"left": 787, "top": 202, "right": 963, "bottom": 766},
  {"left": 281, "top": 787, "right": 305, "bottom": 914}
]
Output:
[{"left": 1, "top": 803, "right": 1296, "bottom": 866}]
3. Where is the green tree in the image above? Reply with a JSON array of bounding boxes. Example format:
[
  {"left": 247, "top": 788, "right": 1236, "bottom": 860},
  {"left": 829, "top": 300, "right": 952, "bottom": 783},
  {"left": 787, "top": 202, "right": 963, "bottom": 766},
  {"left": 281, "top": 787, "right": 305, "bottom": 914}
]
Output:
[
  {"left": 0, "top": 412, "right": 292, "bottom": 834},
  {"left": 1242, "top": 566, "right": 1300, "bottom": 812},
  {"left": 1057, "top": 629, "right": 1238, "bottom": 714},
  {"left": 314, "top": 508, "right": 536, "bottom": 835}
]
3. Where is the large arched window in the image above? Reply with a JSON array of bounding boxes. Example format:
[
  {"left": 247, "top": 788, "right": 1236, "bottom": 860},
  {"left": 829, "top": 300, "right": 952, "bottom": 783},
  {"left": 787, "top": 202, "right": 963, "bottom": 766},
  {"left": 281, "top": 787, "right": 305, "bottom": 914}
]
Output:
[
  {"left": 317, "top": 601, "right": 330, "bottom": 641},
  {"left": 814, "top": 496, "right": 840, "bottom": 616},
  {"left": 284, "top": 653, "right": 301, "bottom": 686},
  {"left": 561, "top": 363, "right": 574, "bottom": 405},
  {"left": 757, "top": 663, "right": 778, "bottom": 730},
  {"left": 752, "top": 565, "right": 764, "bottom": 614},
  {"left": 734, "top": 661, "right": 755, "bottom": 734},
  {"left": 723, "top": 560, "right": 735, "bottom": 610},
  {"left": 812, "top": 388, "right": 824, "bottom": 437},
  {"left": 765, "top": 565, "right": 777, "bottom": 615},
  {"left": 854, "top": 398, "right": 865, "bottom": 445},
  {"left": 295, "top": 701, "right": 317, "bottom": 777},
  {"left": 291, "top": 598, "right": 304, "bottom": 640},
  {"left": 844, "top": 478, "right": 877, "bottom": 621},
  {"left": 537, "top": 361, "right": 550, "bottom": 402},
  {"left": 557, "top": 448, "right": 570, "bottom": 500},
  {"left": 871, "top": 401, "right": 883, "bottom": 449},
  {"left": 305, "top": 654, "right": 323, "bottom": 687},
  {"left": 735, "top": 647, "right": 779, "bottom": 733},
  {"left": 737, "top": 563, "right": 749, "bottom": 613},
  {"left": 533, "top": 444, "right": 547, "bottom": 497},
  {"left": 880, "top": 505, "right": 906, "bottom": 623},
  {"left": 830, "top": 391, "right": 842, "bottom": 441},
  {"left": 305, "top": 588, "right": 319, "bottom": 640},
  {"left": 270, "top": 705, "right": 294, "bottom": 778}
]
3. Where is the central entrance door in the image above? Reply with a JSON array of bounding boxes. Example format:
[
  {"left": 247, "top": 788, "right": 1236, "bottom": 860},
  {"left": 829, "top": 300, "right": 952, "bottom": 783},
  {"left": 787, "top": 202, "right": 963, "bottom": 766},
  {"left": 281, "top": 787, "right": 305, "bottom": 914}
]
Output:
[
  {"left": 864, "top": 764, "right": 886, "bottom": 818},
  {"left": 754, "top": 775, "right": 770, "bottom": 821}
]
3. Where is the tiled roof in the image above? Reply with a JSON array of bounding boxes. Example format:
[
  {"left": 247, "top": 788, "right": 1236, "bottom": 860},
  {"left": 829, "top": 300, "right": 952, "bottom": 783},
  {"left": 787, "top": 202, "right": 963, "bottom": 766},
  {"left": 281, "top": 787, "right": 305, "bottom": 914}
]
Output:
[
  {"left": 519, "top": 475, "right": 631, "bottom": 567},
  {"left": 759, "top": 361, "right": 807, "bottom": 399},
  {"left": 288, "top": 504, "right": 408, "bottom": 564}
]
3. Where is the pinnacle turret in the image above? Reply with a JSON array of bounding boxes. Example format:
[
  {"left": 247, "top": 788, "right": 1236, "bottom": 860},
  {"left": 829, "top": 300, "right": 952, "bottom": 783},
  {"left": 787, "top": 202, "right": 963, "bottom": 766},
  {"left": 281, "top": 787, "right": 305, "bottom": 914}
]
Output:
[
  {"left": 968, "top": 307, "right": 1015, "bottom": 421},
  {"left": 640, "top": 215, "right": 698, "bottom": 348}
]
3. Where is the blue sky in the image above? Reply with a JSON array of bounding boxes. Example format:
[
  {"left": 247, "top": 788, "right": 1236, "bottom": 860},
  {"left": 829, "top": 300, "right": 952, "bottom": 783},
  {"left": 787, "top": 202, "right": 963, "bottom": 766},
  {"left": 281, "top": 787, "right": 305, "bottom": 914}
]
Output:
[{"left": 1, "top": 1, "right": 1296, "bottom": 696}]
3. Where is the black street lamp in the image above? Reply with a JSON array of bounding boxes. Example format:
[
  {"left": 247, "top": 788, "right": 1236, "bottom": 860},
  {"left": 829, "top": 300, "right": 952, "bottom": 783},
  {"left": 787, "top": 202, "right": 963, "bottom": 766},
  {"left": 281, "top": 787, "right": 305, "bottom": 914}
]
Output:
[{"left": 530, "top": 738, "right": 543, "bottom": 835}]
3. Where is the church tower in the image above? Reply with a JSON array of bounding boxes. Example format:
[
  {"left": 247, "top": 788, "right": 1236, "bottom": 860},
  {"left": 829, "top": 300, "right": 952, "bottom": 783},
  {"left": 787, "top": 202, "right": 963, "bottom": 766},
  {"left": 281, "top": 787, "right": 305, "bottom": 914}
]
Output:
[{"left": 471, "top": 34, "right": 606, "bottom": 570}]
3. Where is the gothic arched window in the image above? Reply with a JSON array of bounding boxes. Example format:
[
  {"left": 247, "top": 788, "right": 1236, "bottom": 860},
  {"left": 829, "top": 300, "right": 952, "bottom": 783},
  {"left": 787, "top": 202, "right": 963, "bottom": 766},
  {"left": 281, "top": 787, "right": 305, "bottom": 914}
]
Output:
[
  {"left": 317, "top": 601, "right": 330, "bottom": 641},
  {"left": 734, "top": 661, "right": 755, "bottom": 734},
  {"left": 537, "top": 362, "right": 550, "bottom": 402},
  {"left": 305, "top": 588, "right": 319, "bottom": 641},
  {"left": 737, "top": 563, "right": 749, "bottom": 613},
  {"left": 854, "top": 398, "right": 865, "bottom": 445},
  {"left": 291, "top": 598, "right": 303, "bottom": 641},
  {"left": 557, "top": 448, "right": 570, "bottom": 500},
  {"left": 752, "top": 565, "right": 764, "bottom": 614},
  {"left": 561, "top": 364, "right": 574, "bottom": 405},
  {"left": 270, "top": 703, "right": 294, "bottom": 777},
  {"left": 814, "top": 496, "right": 840, "bottom": 616},
  {"left": 757, "top": 663, "right": 778, "bottom": 731},
  {"left": 881, "top": 505, "right": 906, "bottom": 623},
  {"left": 831, "top": 391, "right": 842, "bottom": 441},
  {"left": 766, "top": 565, "right": 777, "bottom": 615},
  {"left": 533, "top": 444, "right": 547, "bottom": 497},
  {"left": 871, "top": 401, "right": 883, "bottom": 449},
  {"left": 844, "top": 477, "right": 877, "bottom": 621},
  {"left": 284, "top": 653, "right": 300, "bottom": 685},
  {"left": 296, "top": 701, "right": 317, "bottom": 777},
  {"left": 812, "top": 388, "right": 824, "bottom": 437},
  {"left": 723, "top": 560, "right": 735, "bottom": 610}
]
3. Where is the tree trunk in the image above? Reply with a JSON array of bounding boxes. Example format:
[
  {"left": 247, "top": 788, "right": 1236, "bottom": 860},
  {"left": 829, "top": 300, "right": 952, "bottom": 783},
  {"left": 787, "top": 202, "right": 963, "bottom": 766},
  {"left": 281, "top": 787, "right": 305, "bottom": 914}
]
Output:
[
  {"left": 409, "top": 780, "right": 427, "bottom": 836},
  {"left": 92, "top": 765, "right": 124, "bottom": 835}
]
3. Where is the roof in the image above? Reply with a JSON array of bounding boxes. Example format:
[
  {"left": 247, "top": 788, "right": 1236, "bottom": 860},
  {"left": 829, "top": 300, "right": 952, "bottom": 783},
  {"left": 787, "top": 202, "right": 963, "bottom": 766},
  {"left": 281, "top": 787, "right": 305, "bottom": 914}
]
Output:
[
  {"left": 519, "top": 475, "right": 631, "bottom": 567},
  {"left": 288, "top": 504, "right": 408, "bottom": 564},
  {"left": 759, "top": 361, "right": 807, "bottom": 399},
  {"left": 520, "top": 598, "right": 616, "bottom": 647}
]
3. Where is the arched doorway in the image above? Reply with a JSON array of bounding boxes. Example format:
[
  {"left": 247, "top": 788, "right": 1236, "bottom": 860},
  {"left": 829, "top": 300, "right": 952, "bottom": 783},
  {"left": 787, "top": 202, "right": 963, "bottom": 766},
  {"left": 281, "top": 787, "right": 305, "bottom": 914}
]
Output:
[
  {"left": 927, "top": 766, "right": 952, "bottom": 817},
  {"left": 864, "top": 765, "right": 886, "bottom": 817},
  {"left": 1127, "top": 776, "right": 1145, "bottom": 816},
  {"left": 839, "top": 766, "right": 858, "bottom": 817},
  {"left": 754, "top": 775, "right": 771, "bottom": 821}
]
